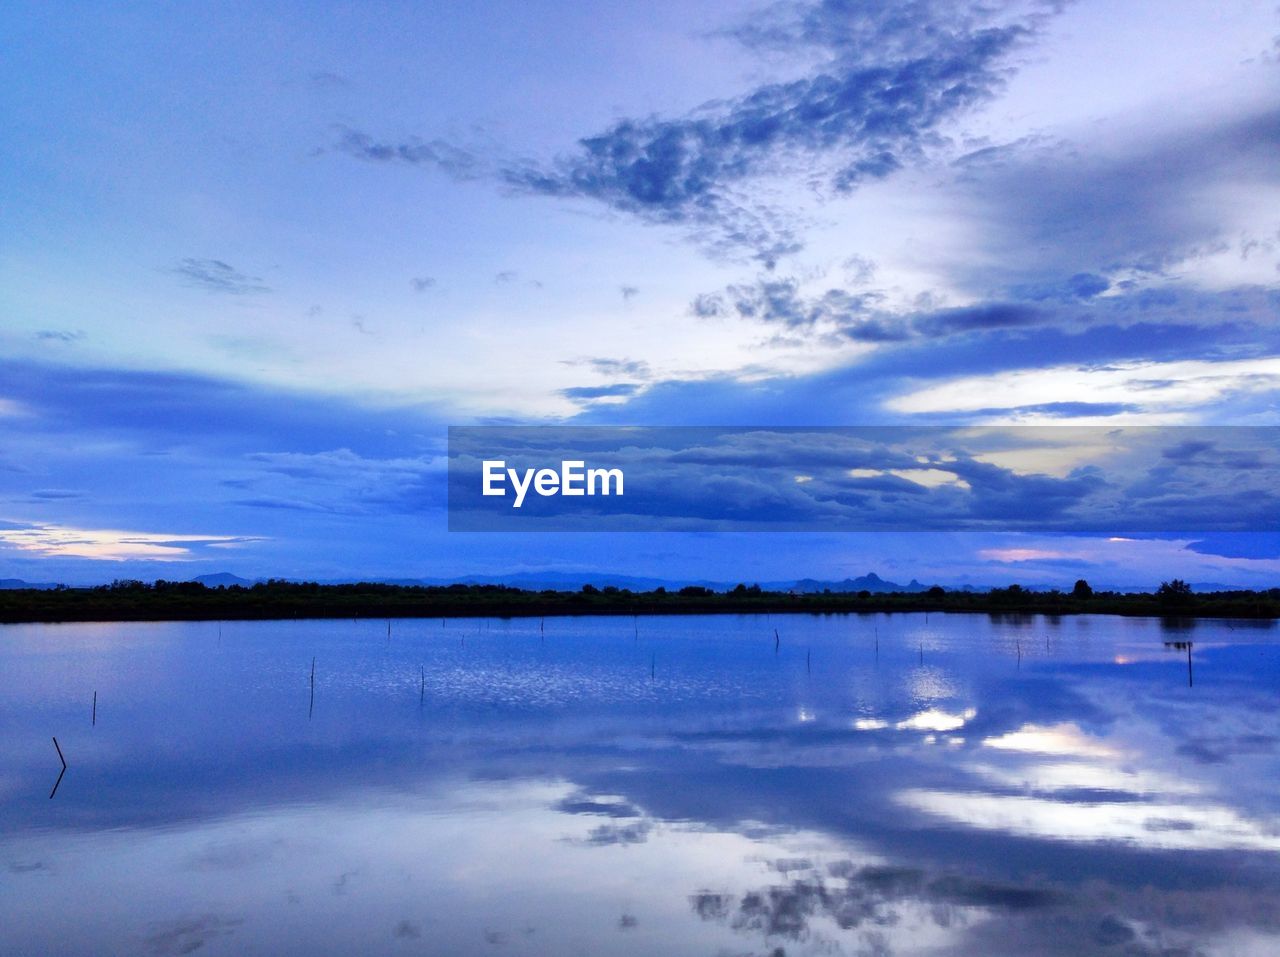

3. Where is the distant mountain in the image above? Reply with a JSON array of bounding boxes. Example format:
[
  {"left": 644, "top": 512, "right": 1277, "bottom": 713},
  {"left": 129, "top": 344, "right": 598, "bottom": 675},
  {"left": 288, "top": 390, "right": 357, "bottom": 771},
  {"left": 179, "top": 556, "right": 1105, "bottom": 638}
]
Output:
[
  {"left": 0, "top": 578, "right": 59, "bottom": 590},
  {"left": 191, "top": 570, "right": 946, "bottom": 593},
  {"left": 192, "top": 573, "right": 256, "bottom": 588},
  {"left": 379, "top": 571, "right": 722, "bottom": 592},
  {"left": 788, "top": 572, "right": 930, "bottom": 594}
]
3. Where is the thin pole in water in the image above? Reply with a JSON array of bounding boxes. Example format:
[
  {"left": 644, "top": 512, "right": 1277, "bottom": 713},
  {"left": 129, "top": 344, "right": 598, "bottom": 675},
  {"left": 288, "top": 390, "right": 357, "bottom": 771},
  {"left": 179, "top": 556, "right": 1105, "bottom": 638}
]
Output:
[
  {"left": 309, "top": 657, "right": 316, "bottom": 719},
  {"left": 1016, "top": 640, "right": 1021, "bottom": 670},
  {"left": 806, "top": 648, "right": 811, "bottom": 674},
  {"left": 92, "top": 691, "right": 96, "bottom": 727},
  {"left": 420, "top": 665, "right": 425, "bottom": 703},
  {"left": 1187, "top": 642, "right": 1194, "bottom": 688},
  {"left": 650, "top": 652, "right": 655, "bottom": 681},
  {"left": 774, "top": 629, "right": 780, "bottom": 654},
  {"left": 50, "top": 737, "right": 67, "bottom": 799}
]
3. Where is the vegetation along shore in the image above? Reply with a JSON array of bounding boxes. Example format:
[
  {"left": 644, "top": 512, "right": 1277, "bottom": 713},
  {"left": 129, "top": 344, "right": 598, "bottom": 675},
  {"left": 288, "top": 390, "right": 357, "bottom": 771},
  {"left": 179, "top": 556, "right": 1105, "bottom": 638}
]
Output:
[{"left": 1, "top": 578, "right": 1277, "bottom": 624}]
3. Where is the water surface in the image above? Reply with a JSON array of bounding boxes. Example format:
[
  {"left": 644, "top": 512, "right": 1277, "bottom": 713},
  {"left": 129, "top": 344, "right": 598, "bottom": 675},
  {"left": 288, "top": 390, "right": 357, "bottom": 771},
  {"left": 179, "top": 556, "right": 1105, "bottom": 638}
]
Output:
[{"left": 2, "top": 613, "right": 1278, "bottom": 955}]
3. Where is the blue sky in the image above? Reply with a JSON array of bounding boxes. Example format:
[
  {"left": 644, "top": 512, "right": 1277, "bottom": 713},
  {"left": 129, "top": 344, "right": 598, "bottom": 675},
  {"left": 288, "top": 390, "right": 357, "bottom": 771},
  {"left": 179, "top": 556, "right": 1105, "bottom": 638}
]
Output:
[{"left": 2, "top": 0, "right": 1279, "bottom": 587}]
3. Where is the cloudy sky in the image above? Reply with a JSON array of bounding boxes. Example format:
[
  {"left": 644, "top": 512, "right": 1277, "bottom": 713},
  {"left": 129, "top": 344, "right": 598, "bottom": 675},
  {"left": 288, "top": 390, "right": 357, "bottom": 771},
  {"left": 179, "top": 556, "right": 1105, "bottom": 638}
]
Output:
[{"left": 2, "top": 0, "right": 1279, "bottom": 587}]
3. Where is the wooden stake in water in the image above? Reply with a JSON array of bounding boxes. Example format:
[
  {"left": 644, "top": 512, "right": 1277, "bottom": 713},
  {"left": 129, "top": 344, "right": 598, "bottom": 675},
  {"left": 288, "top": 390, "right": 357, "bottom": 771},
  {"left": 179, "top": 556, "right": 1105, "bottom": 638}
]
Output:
[
  {"left": 92, "top": 691, "right": 96, "bottom": 727},
  {"left": 806, "top": 648, "right": 811, "bottom": 673},
  {"left": 309, "top": 657, "right": 316, "bottom": 720},
  {"left": 774, "top": 628, "right": 780, "bottom": 654},
  {"left": 49, "top": 737, "right": 67, "bottom": 799},
  {"left": 650, "top": 652, "right": 655, "bottom": 681},
  {"left": 420, "top": 665, "right": 425, "bottom": 703}
]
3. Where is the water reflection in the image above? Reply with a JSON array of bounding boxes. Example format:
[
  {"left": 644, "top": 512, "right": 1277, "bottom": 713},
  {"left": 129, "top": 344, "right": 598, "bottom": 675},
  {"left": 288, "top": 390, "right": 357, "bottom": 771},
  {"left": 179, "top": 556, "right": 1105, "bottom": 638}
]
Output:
[{"left": 2, "top": 613, "right": 1279, "bottom": 955}]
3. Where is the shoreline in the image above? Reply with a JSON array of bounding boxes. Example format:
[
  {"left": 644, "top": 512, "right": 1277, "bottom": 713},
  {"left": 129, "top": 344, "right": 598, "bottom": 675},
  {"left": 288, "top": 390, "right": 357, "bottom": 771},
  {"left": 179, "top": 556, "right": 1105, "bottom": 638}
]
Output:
[{"left": 2, "top": 582, "right": 1277, "bottom": 624}]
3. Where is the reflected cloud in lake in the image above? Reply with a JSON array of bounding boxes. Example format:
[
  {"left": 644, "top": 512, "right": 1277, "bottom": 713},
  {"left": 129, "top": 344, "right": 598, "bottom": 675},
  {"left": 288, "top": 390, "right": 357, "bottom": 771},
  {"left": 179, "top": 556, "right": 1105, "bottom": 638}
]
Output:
[{"left": 2, "top": 613, "right": 1279, "bottom": 954}]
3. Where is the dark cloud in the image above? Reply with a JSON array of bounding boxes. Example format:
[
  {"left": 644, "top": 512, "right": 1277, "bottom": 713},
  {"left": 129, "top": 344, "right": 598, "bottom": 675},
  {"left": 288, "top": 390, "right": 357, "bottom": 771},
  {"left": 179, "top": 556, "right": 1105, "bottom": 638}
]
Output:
[
  {"left": 499, "top": 16, "right": 1034, "bottom": 260},
  {"left": 693, "top": 859, "right": 1061, "bottom": 945},
  {"left": 579, "top": 316, "right": 1280, "bottom": 427},
  {"left": 0, "top": 358, "right": 451, "bottom": 564},
  {"left": 336, "top": 128, "right": 482, "bottom": 180},
  {"left": 841, "top": 254, "right": 877, "bottom": 285},
  {"left": 914, "top": 301, "right": 1042, "bottom": 335},
  {"left": 584, "top": 821, "right": 652, "bottom": 845},
  {"left": 35, "top": 329, "right": 85, "bottom": 343},
  {"left": 727, "top": 277, "right": 886, "bottom": 330},
  {"left": 690, "top": 273, "right": 1276, "bottom": 359},
  {"left": 1185, "top": 533, "right": 1280, "bottom": 560},
  {"left": 556, "top": 791, "right": 643, "bottom": 818},
  {"left": 28, "top": 488, "right": 84, "bottom": 500},
  {"left": 561, "top": 384, "right": 641, "bottom": 401},
  {"left": 310, "top": 71, "right": 350, "bottom": 88},
  {"left": 950, "top": 108, "right": 1280, "bottom": 286},
  {"left": 143, "top": 914, "right": 243, "bottom": 956},
  {"left": 450, "top": 425, "right": 1280, "bottom": 532},
  {"left": 561, "top": 357, "right": 652, "bottom": 379},
  {"left": 393, "top": 920, "right": 422, "bottom": 939},
  {"left": 172, "top": 259, "right": 270, "bottom": 295},
  {"left": 337, "top": 1, "right": 1063, "bottom": 262},
  {"left": 690, "top": 292, "right": 728, "bottom": 318},
  {"left": 0, "top": 360, "right": 442, "bottom": 453},
  {"left": 726, "top": 0, "right": 1062, "bottom": 65},
  {"left": 504, "top": 13, "right": 1036, "bottom": 201},
  {"left": 1013, "top": 272, "right": 1111, "bottom": 303},
  {"left": 690, "top": 274, "right": 897, "bottom": 340},
  {"left": 494, "top": 270, "right": 542, "bottom": 288},
  {"left": 691, "top": 278, "right": 1042, "bottom": 341}
]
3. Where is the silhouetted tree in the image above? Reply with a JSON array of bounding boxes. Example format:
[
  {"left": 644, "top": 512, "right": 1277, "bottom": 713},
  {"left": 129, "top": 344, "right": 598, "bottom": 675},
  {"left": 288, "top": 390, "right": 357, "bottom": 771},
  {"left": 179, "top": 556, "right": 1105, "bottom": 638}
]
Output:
[
  {"left": 1072, "top": 579, "right": 1093, "bottom": 598},
  {"left": 1157, "top": 579, "right": 1193, "bottom": 605}
]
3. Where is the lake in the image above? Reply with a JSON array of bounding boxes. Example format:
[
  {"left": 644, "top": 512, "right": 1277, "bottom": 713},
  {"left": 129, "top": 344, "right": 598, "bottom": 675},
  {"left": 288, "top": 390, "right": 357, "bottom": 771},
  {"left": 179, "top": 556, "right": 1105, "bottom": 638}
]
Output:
[{"left": 2, "top": 613, "right": 1278, "bottom": 955}]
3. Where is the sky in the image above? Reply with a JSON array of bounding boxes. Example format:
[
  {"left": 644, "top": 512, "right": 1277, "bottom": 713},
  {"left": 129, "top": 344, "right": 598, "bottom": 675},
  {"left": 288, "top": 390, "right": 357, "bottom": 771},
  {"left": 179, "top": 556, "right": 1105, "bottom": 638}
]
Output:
[{"left": 2, "top": 0, "right": 1279, "bottom": 588}]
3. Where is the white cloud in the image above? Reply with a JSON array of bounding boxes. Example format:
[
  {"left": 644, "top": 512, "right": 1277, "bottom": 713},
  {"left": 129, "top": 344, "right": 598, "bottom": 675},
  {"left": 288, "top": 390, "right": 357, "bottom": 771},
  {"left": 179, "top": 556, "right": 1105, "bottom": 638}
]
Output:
[{"left": 0, "top": 522, "right": 257, "bottom": 561}]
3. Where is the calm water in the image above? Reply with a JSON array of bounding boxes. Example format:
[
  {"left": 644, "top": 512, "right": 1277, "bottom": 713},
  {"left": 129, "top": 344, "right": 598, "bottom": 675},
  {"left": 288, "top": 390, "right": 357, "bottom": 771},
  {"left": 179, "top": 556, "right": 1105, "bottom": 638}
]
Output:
[{"left": 2, "top": 613, "right": 1279, "bottom": 956}]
